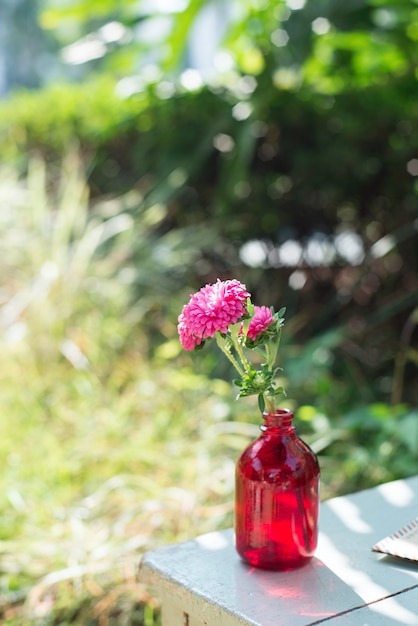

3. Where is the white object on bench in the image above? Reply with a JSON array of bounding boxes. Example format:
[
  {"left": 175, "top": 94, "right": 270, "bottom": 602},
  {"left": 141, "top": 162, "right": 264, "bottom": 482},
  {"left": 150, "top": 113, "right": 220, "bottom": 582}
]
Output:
[{"left": 139, "top": 475, "right": 418, "bottom": 625}]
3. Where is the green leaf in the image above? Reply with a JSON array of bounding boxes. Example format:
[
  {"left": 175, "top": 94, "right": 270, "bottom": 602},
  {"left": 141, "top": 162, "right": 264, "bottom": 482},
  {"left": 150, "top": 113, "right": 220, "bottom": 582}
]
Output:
[
  {"left": 258, "top": 393, "right": 265, "bottom": 414},
  {"left": 161, "top": 0, "right": 207, "bottom": 72},
  {"left": 398, "top": 412, "right": 418, "bottom": 456}
]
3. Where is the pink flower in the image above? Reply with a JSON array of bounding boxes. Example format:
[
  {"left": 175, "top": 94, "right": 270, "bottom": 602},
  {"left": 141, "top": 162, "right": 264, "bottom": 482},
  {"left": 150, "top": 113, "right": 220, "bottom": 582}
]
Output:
[
  {"left": 247, "top": 306, "right": 274, "bottom": 341},
  {"left": 177, "top": 312, "right": 203, "bottom": 351},
  {"left": 178, "top": 279, "right": 250, "bottom": 350}
]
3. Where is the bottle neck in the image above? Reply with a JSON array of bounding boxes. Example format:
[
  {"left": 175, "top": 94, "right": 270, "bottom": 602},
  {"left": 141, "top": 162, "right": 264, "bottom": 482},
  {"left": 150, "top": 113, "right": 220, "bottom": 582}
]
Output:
[{"left": 260, "top": 408, "right": 295, "bottom": 434}]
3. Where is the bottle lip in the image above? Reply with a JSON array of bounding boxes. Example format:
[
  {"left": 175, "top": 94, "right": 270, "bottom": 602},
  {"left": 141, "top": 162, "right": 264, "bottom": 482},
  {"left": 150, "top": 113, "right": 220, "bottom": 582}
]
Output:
[
  {"left": 261, "top": 407, "right": 294, "bottom": 431},
  {"left": 262, "top": 407, "right": 293, "bottom": 418}
]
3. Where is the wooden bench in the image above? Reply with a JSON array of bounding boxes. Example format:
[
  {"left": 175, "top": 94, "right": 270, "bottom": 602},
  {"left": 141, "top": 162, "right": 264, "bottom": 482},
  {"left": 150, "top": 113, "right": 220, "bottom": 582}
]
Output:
[{"left": 139, "top": 475, "right": 418, "bottom": 625}]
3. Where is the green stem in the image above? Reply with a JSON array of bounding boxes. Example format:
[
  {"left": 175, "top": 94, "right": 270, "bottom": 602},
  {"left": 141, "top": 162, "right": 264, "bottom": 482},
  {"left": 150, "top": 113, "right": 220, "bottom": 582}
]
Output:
[
  {"left": 264, "top": 393, "right": 276, "bottom": 414},
  {"left": 234, "top": 338, "right": 253, "bottom": 374},
  {"left": 215, "top": 334, "right": 245, "bottom": 376},
  {"left": 268, "top": 326, "right": 282, "bottom": 369}
]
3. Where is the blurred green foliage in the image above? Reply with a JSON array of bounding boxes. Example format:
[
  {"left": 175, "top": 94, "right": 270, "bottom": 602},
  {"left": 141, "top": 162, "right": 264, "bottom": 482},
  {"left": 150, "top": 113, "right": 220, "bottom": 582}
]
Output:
[
  {"left": 1, "top": 0, "right": 418, "bottom": 624},
  {"left": 1, "top": 72, "right": 417, "bottom": 410}
]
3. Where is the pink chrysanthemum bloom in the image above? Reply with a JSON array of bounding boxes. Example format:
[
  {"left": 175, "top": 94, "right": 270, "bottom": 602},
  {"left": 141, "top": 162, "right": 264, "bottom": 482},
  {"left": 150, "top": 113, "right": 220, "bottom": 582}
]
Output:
[
  {"left": 178, "top": 279, "right": 250, "bottom": 350},
  {"left": 247, "top": 305, "right": 274, "bottom": 341},
  {"left": 177, "top": 312, "right": 203, "bottom": 351}
]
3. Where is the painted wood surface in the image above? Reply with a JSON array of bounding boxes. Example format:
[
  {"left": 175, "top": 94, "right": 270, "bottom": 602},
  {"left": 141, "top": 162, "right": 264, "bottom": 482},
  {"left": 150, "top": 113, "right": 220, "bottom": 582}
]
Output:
[
  {"left": 325, "top": 585, "right": 418, "bottom": 625},
  {"left": 139, "top": 475, "right": 418, "bottom": 626}
]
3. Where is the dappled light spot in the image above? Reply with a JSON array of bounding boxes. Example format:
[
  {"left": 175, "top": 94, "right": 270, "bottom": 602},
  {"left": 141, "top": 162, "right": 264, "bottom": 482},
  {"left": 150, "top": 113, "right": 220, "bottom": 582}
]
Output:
[
  {"left": 213, "top": 50, "right": 235, "bottom": 72},
  {"left": 327, "top": 498, "right": 373, "bottom": 534},
  {"left": 156, "top": 80, "right": 175, "bottom": 99},
  {"left": 371, "top": 234, "right": 395, "bottom": 258},
  {"left": 239, "top": 239, "right": 268, "bottom": 267},
  {"left": 239, "top": 231, "right": 368, "bottom": 270},
  {"left": 180, "top": 69, "right": 203, "bottom": 91},
  {"left": 140, "top": 0, "right": 188, "bottom": 13},
  {"left": 377, "top": 480, "right": 415, "bottom": 507},
  {"left": 62, "top": 21, "right": 130, "bottom": 66},
  {"left": 312, "top": 18, "right": 331, "bottom": 35},
  {"left": 271, "top": 29, "right": 289, "bottom": 47},
  {"left": 289, "top": 270, "right": 307, "bottom": 290},
  {"left": 305, "top": 233, "right": 335, "bottom": 266},
  {"left": 213, "top": 133, "right": 235, "bottom": 153},
  {"left": 373, "top": 8, "right": 398, "bottom": 29},
  {"left": 168, "top": 168, "right": 187, "bottom": 188},
  {"left": 237, "top": 75, "right": 258, "bottom": 95},
  {"left": 268, "top": 175, "right": 293, "bottom": 198},
  {"left": 134, "top": 15, "right": 172, "bottom": 44},
  {"left": 279, "top": 239, "right": 304, "bottom": 266},
  {"left": 407, "top": 158, "right": 418, "bottom": 176},
  {"left": 195, "top": 531, "right": 229, "bottom": 551},
  {"left": 273, "top": 67, "right": 301, "bottom": 90},
  {"left": 334, "top": 232, "right": 365, "bottom": 265},
  {"left": 62, "top": 37, "right": 107, "bottom": 65},
  {"left": 286, "top": 0, "right": 306, "bottom": 10},
  {"left": 368, "top": 596, "right": 418, "bottom": 625},
  {"left": 319, "top": 533, "right": 383, "bottom": 595},
  {"left": 100, "top": 22, "right": 129, "bottom": 44},
  {"left": 232, "top": 101, "right": 252, "bottom": 121},
  {"left": 321, "top": 532, "right": 418, "bottom": 624},
  {"left": 60, "top": 339, "right": 89, "bottom": 370}
]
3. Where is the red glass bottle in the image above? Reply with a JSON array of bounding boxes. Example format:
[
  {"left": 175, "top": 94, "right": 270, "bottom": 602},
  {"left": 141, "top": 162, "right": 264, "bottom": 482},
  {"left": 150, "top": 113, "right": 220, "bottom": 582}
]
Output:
[{"left": 235, "top": 408, "right": 320, "bottom": 570}]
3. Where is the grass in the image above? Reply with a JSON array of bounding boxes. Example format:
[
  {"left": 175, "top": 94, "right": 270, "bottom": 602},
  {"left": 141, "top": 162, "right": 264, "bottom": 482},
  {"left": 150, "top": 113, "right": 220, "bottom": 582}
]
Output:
[
  {"left": 0, "top": 154, "right": 256, "bottom": 625},
  {"left": 1, "top": 154, "right": 416, "bottom": 625}
]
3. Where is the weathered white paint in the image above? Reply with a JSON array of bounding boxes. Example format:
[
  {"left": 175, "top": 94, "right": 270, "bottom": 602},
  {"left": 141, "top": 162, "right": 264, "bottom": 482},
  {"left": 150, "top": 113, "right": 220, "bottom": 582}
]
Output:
[{"left": 139, "top": 475, "right": 418, "bottom": 626}]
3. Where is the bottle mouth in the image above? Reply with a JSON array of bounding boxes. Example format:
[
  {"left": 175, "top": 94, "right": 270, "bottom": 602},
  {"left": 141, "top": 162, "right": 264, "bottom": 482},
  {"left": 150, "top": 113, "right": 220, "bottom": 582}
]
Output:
[
  {"left": 262, "top": 407, "right": 293, "bottom": 417},
  {"left": 261, "top": 407, "right": 294, "bottom": 431}
]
